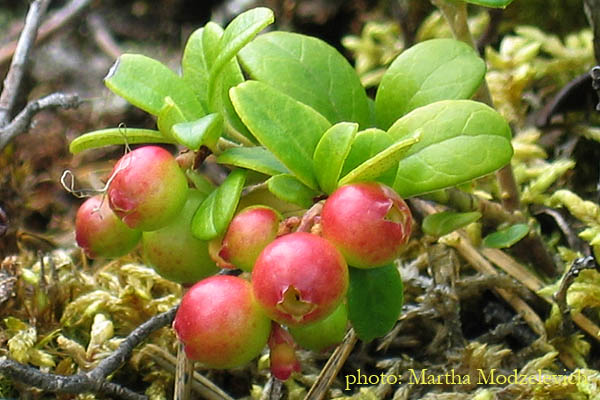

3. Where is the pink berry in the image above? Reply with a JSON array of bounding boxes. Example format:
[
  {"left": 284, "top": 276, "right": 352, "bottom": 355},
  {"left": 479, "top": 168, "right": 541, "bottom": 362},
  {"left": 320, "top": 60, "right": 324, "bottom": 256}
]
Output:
[
  {"left": 75, "top": 195, "right": 141, "bottom": 258},
  {"left": 173, "top": 275, "right": 272, "bottom": 369},
  {"left": 210, "top": 205, "right": 281, "bottom": 272},
  {"left": 268, "top": 323, "right": 301, "bottom": 381},
  {"left": 143, "top": 190, "right": 219, "bottom": 285},
  {"left": 252, "top": 232, "right": 348, "bottom": 326},
  {"left": 321, "top": 182, "right": 412, "bottom": 268},
  {"left": 107, "top": 146, "right": 188, "bottom": 231}
]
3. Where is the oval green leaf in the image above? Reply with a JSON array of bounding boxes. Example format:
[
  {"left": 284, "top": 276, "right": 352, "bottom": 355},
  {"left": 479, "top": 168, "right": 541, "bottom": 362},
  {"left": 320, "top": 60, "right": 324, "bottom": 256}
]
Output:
[
  {"left": 375, "top": 38, "right": 485, "bottom": 130},
  {"left": 217, "top": 147, "right": 289, "bottom": 176},
  {"left": 340, "top": 128, "right": 395, "bottom": 186},
  {"left": 313, "top": 122, "right": 358, "bottom": 194},
  {"left": 267, "top": 174, "right": 320, "bottom": 209},
  {"left": 338, "top": 132, "right": 420, "bottom": 187},
  {"left": 172, "top": 113, "right": 223, "bottom": 151},
  {"left": 105, "top": 54, "right": 205, "bottom": 120},
  {"left": 231, "top": 81, "right": 331, "bottom": 189},
  {"left": 347, "top": 265, "right": 403, "bottom": 343},
  {"left": 483, "top": 223, "right": 530, "bottom": 248},
  {"left": 191, "top": 169, "right": 247, "bottom": 240},
  {"left": 238, "top": 31, "right": 371, "bottom": 128},
  {"left": 69, "top": 128, "right": 174, "bottom": 154},
  {"left": 422, "top": 211, "right": 482, "bottom": 237},
  {"left": 157, "top": 97, "right": 186, "bottom": 141},
  {"left": 389, "top": 100, "right": 513, "bottom": 197},
  {"left": 211, "top": 7, "right": 274, "bottom": 79},
  {"left": 182, "top": 27, "right": 210, "bottom": 110}
]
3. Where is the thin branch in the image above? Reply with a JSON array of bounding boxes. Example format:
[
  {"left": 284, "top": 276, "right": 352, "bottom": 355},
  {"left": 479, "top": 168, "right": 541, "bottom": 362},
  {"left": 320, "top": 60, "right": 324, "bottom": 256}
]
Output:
[
  {"left": 0, "top": 0, "right": 51, "bottom": 126},
  {"left": 0, "top": 0, "right": 94, "bottom": 67},
  {"left": 87, "top": 12, "right": 123, "bottom": 60},
  {"left": 88, "top": 304, "right": 179, "bottom": 380},
  {"left": 0, "top": 92, "right": 81, "bottom": 151},
  {"left": 0, "top": 305, "right": 179, "bottom": 400}
]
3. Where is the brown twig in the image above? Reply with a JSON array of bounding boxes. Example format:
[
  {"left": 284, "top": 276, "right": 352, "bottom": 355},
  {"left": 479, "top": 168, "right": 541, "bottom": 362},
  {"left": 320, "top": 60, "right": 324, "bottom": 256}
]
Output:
[
  {"left": 1, "top": 305, "right": 179, "bottom": 399},
  {"left": 87, "top": 12, "right": 123, "bottom": 60},
  {"left": 0, "top": 0, "right": 51, "bottom": 127},
  {"left": 0, "top": 0, "right": 94, "bottom": 67},
  {"left": 0, "top": 92, "right": 81, "bottom": 150}
]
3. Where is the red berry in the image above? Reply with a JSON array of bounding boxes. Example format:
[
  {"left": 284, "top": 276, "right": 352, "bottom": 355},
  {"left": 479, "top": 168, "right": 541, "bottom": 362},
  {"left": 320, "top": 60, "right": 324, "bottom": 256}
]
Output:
[
  {"left": 173, "top": 275, "right": 272, "bottom": 369},
  {"left": 143, "top": 190, "right": 219, "bottom": 285},
  {"left": 252, "top": 232, "right": 348, "bottom": 326},
  {"left": 268, "top": 323, "right": 301, "bottom": 381},
  {"left": 75, "top": 195, "right": 141, "bottom": 258},
  {"left": 321, "top": 182, "right": 412, "bottom": 268},
  {"left": 210, "top": 205, "right": 281, "bottom": 272},
  {"left": 107, "top": 146, "right": 188, "bottom": 231}
]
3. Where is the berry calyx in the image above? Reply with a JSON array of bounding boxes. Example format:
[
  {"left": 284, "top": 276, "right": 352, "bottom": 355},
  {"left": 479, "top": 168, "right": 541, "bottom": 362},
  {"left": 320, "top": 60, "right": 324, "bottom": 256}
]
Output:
[
  {"left": 75, "top": 195, "right": 141, "bottom": 258},
  {"left": 143, "top": 190, "right": 219, "bottom": 285},
  {"left": 252, "top": 232, "right": 348, "bottom": 326},
  {"left": 321, "top": 182, "right": 412, "bottom": 268},
  {"left": 107, "top": 146, "right": 188, "bottom": 231},
  {"left": 209, "top": 205, "right": 281, "bottom": 272},
  {"left": 173, "top": 275, "right": 272, "bottom": 369}
]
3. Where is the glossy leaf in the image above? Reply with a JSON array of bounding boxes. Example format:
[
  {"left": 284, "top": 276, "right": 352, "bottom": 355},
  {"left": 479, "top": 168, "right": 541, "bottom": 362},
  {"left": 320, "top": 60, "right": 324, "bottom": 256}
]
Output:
[
  {"left": 69, "top": 128, "right": 174, "bottom": 154},
  {"left": 347, "top": 265, "right": 403, "bottom": 343},
  {"left": 231, "top": 81, "right": 331, "bottom": 189},
  {"left": 483, "top": 223, "right": 530, "bottom": 248},
  {"left": 157, "top": 97, "right": 186, "bottom": 141},
  {"left": 217, "top": 147, "right": 289, "bottom": 176},
  {"left": 181, "top": 27, "right": 210, "bottom": 109},
  {"left": 211, "top": 7, "right": 274, "bottom": 79},
  {"left": 464, "top": 0, "right": 515, "bottom": 7},
  {"left": 422, "top": 211, "right": 482, "bottom": 237},
  {"left": 267, "top": 174, "right": 320, "bottom": 209},
  {"left": 105, "top": 54, "right": 205, "bottom": 120},
  {"left": 172, "top": 113, "right": 223, "bottom": 151},
  {"left": 339, "top": 133, "right": 420, "bottom": 186},
  {"left": 238, "top": 31, "right": 371, "bottom": 128},
  {"left": 191, "top": 169, "right": 247, "bottom": 240},
  {"left": 341, "top": 128, "right": 393, "bottom": 180},
  {"left": 375, "top": 38, "right": 485, "bottom": 129},
  {"left": 313, "top": 122, "right": 358, "bottom": 194},
  {"left": 388, "top": 100, "right": 513, "bottom": 197}
]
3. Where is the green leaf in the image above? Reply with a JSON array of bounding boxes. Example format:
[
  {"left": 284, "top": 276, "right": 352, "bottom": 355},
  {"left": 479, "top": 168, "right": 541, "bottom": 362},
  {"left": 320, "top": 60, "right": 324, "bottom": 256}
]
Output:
[
  {"left": 313, "top": 122, "right": 358, "bottom": 194},
  {"left": 183, "top": 24, "right": 254, "bottom": 144},
  {"left": 172, "top": 113, "right": 223, "bottom": 151},
  {"left": 422, "top": 211, "right": 482, "bottom": 237},
  {"left": 238, "top": 31, "right": 371, "bottom": 128},
  {"left": 347, "top": 265, "right": 403, "bottom": 342},
  {"left": 105, "top": 54, "right": 205, "bottom": 120},
  {"left": 340, "top": 128, "right": 395, "bottom": 186},
  {"left": 375, "top": 38, "right": 486, "bottom": 129},
  {"left": 464, "top": 0, "right": 515, "bottom": 8},
  {"left": 339, "top": 133, "right": 420, "bottom": 186},
  {"left": 217, "top": 147, "right": 289, "bottom": 176},
  {"left": 191, "top": 169, "right": 247, "bottom": 240},
  {"left": 388, "top": 100, "right": 513, "bottom": 197},
  {"left": 267, "top": 174, "right": 320, "bottom": 209},
  {"left": 185, "top": 170, "right": 216, "bottom": 198},
  {"left": 211, "top": 7, "right": 274, "bottom": 79},
  {"left": 483, "top": 223, "right": 530, "bottom": 248},
  {"left": 182, "top": 27, "right": 210, "bottom": 110},
  {"left": 157, "top": 97, "right": 186, "bottom": 141},
  {"left": 231, "top": 81, "right": 331, "bottom": 189},
  {"left": 69, "top": 128, "right": 174, "bottom": 154}
]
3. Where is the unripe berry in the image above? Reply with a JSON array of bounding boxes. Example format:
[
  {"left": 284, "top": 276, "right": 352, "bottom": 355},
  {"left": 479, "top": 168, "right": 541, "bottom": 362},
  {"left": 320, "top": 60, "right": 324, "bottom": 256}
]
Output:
[
  {"left": 143, "top": 190, "right": 219, "bottom": 285},
  {"left": 173, "top": 275, "right": 272, "bottom": 369},
  {"left": 210, "top": 205, "right": 281, "bottom": 272},
  {"left": 252, "top": 232, "right": 348, "bottom": 326},
  {"left": 107, "top": 146, "right": 188, "bottom": 231},
  {"left": 321, "top": 182, "right": 412, "bottom": 268},
  {"left": 268, "top": 323, "right": 300, "bottom": 381},
  {"left": 289, "top": 302, "right": 348, "bottom": 352},
  {"left": 75, "top": 195, "right": 141, "bottom": 258}
]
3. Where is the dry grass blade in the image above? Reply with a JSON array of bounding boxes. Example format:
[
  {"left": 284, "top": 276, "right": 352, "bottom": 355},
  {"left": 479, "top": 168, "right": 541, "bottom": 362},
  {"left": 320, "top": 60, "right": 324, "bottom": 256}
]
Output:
[
  {"left": 174, "top": 342, "right": 193, "bottom": 400},
  {"left": 304, "top": 328, "right": 358, "bottom": 400}
]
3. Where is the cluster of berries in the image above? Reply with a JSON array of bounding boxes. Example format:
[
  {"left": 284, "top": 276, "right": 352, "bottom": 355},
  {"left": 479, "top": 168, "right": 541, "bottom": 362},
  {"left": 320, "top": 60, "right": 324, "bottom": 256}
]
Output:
[{"left": 75, "top": 145, "right": 412, "bottom": 380}]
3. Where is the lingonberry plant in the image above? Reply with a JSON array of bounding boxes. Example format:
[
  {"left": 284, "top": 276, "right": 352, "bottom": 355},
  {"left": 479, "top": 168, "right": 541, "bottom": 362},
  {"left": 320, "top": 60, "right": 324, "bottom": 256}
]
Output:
[{"left": 69, "top": 1, "right": 514, "bottom": 381}]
